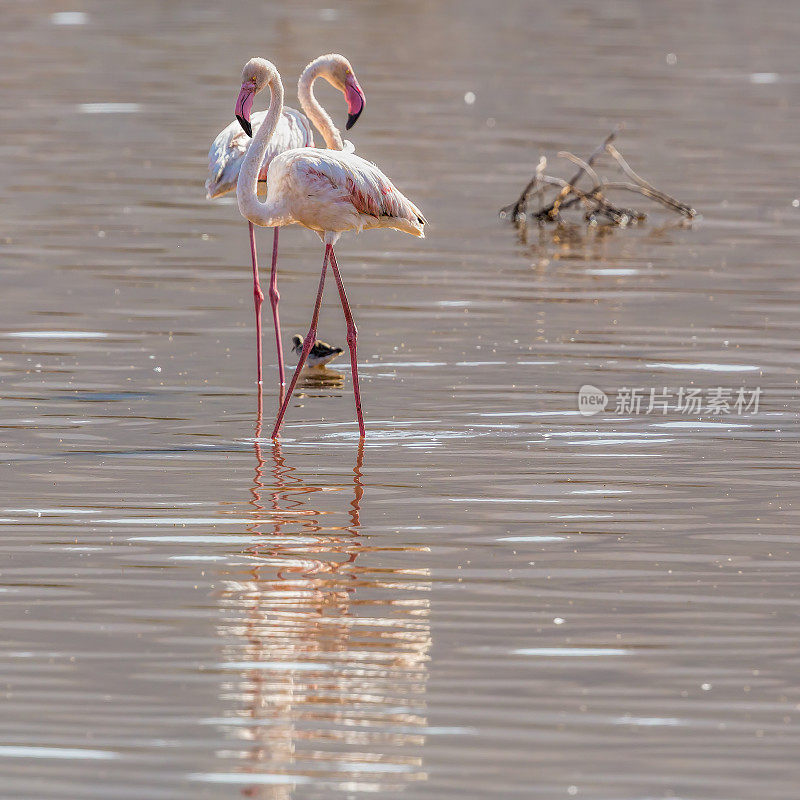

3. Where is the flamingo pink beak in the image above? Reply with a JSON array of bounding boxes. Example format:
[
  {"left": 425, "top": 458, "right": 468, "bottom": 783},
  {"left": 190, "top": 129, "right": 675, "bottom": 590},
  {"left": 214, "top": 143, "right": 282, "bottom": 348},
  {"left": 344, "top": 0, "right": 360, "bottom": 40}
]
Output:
[
  {"left": 235, "top": 84, "right": 255, "bottom": 137},
  {"left": 344, "top": 74, "right": 365, "bottom": 130}
]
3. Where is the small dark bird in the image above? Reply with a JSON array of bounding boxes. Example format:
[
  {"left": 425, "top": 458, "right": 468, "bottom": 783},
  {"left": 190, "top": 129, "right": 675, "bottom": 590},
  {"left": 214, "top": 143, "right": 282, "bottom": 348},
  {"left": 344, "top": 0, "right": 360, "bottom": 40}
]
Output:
[{"left": 291, "top": 334, "right": 344, "bottom": 368}]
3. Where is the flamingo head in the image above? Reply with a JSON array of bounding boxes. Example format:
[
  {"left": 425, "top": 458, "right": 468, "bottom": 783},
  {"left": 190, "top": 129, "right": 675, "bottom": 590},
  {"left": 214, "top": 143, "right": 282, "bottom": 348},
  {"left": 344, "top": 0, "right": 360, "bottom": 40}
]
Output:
[
  {"left": 236, "top": 58, "right": 273, "bottom": 137},
  {"left": 321, "top": 54, "right": 366, "bottom": 131}
]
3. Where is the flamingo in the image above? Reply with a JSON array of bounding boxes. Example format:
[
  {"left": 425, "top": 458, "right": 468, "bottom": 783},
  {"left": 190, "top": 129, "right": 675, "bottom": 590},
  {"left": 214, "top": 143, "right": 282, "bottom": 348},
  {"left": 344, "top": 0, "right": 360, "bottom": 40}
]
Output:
[
  {"left": 234, "top": 58, "right": 426, "bottom": 439},
  {"left": 206, "top": 54, "right": 366, "bottom": 389}
]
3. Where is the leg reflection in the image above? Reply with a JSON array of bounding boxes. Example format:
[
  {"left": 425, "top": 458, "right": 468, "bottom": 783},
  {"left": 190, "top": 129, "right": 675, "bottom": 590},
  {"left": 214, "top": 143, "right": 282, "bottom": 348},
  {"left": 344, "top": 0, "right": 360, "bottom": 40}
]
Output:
[{"left": 211, "top": 436, "right": 431, "bottom": 797}]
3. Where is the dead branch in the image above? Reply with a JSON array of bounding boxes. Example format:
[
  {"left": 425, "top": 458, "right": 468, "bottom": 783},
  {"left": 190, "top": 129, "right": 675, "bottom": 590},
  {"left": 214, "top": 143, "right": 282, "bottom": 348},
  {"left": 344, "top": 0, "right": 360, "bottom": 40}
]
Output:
[
  {"left": 538, "top": 177, "right": 644, "bottom": 226},
  {"left": 500, "top": 127, "right": 696, "bottom": 229},
  {"left": 499, "top": 156, "right": 547, "bottom": 223},
  {"left": 537, "top": 127, "right": 621, "bottom": 221},
  {"left": 558, "top": 151, "right": 601, "bottom": 192},
  {"left": 605, "top": 144, "right": 696, "bottom": 218}
]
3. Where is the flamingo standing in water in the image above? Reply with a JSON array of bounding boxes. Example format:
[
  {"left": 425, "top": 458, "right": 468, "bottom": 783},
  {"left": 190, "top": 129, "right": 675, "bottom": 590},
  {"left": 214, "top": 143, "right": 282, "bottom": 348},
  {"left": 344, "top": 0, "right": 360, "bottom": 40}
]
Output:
[
  {"left": 234, "top": 58, "right": 426, "bottom": 439},
  {"left": 206, "top": 54, "right": 366, "bottom": 388}
]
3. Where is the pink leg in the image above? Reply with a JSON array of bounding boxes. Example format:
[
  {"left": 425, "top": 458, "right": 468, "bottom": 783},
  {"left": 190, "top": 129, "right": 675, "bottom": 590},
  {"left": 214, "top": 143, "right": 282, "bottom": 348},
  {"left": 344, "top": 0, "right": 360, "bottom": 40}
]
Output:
[
  {"left": 248, "top": 221, "right": 264, "bottom": 385},
  {"left": 255, "top": 383, "right": 264, "bottom": 440},
  {"left": 330, "top": 249, "right": 365, "bottom": 437},
  {"left": 268, "top": 227, "right": 285, "bottom": 388},
  {"left": 271, "top": 243, "right": 331, "bottom": 439}
]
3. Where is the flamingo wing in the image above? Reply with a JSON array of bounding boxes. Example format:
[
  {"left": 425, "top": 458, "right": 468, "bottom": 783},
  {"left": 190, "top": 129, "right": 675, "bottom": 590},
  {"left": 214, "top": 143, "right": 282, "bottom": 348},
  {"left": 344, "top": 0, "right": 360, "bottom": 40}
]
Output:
[
  {"left": 205, "top": 107, "right": 314, "bottom": 199},
  {"left": 296, "top": 150, "right": 426, "bottom": 230}
]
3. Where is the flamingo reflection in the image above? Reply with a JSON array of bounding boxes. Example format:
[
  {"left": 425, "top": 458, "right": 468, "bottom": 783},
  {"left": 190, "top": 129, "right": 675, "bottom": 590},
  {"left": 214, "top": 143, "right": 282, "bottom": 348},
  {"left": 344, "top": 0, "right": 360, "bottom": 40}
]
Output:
[{"left": 211, "top": 413, "right": 431, "bottom": 797}]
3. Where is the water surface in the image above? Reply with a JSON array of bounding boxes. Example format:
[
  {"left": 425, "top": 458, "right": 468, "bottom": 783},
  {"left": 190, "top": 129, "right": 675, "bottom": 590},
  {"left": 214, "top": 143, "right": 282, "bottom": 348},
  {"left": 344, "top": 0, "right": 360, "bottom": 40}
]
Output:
[{"left": 2, "top": 1, "right": 800, "bottom": 798}]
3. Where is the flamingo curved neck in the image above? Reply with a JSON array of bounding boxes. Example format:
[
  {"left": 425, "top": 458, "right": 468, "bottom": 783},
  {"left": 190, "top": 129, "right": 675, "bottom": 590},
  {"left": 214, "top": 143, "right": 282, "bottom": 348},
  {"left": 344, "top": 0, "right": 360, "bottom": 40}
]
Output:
[
  {"left": 237, "top": 78, "right": 287, "bottom": 228},
  {"left": 298, "top": 58, "right": 344, "bottom": 151}
]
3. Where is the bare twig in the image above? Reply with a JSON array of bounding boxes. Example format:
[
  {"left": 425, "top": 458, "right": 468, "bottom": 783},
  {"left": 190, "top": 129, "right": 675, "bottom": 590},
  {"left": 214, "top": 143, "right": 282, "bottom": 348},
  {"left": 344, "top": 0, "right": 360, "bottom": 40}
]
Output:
[
  {"left": 536, "top": 176, "right": 643, "bottom": 225},
  {"left": 565, "top": 126, "right": 622, "bottom": 190},
  {"left": 605, "top": 144, "right": 696, "bottom": 218},
  {"left": 537, "top": 127, "right": 621, "bottom": 220},
  {"left": 556, "top": 152, "right": 638, "bottom": 223},
  {"left": 600, "top": 181, "right": 694, "bottom": 216},
  {"left": 558, "top": 151, "right": 601, "bottom": 190},
  {"left": 499, "top": 156, "right": 547, "bottom": 223}
]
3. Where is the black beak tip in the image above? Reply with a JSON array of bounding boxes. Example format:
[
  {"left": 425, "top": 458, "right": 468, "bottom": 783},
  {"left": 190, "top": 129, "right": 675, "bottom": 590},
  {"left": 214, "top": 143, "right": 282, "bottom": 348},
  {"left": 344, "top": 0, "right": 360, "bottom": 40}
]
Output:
[
  {"left": 236, "top": 115, "right": 253, "bottom": 138},
  {"left": 345, "top": 109, "right": 362, "bottom": 131}
]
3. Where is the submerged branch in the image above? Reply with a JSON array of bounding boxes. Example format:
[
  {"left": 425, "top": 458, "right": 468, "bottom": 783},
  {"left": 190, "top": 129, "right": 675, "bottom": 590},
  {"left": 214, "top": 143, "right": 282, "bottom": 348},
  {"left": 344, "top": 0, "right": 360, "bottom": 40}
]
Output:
[
  {"left": 500, "top": 127, "right": 696, "bottom": 228},
  {"left": 499, "top": 156, "right": 547, "bottom": 224},
  {"left": 605, "top": 144, "right": 696, "bottom": 218},
  {"left": 537, "top": 127, "right": 621, "bottom": 221}
]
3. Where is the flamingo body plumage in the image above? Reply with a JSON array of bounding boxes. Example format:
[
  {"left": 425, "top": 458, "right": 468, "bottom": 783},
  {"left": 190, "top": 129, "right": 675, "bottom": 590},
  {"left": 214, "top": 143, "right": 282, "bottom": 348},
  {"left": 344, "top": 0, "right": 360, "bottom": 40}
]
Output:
[
  {"left": 261, "top": 148, "right": 426, "bottom": 238},
  {"left": 206, "top": 107, "right": 313, "bottom": 199}
]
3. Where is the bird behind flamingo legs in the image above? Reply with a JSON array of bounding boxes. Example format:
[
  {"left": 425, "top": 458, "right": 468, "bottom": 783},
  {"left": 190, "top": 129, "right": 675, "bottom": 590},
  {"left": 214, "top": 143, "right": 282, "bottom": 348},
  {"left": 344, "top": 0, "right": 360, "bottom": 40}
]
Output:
[
  {"left": 206, "top": 54, "right": 366, "bottom": 390},
  {"left": 291, "top": 334, "right": 344, "bottom": 368},
  {"left": 234, "top": 58, "right": 426, "bottom": 439}
]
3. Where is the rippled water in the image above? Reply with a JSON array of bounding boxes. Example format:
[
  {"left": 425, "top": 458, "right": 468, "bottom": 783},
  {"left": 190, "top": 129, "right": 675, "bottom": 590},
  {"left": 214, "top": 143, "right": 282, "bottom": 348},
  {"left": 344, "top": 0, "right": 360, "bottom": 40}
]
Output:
[{"left": 3, "top": 1, "right": 800, "bottom": 798}]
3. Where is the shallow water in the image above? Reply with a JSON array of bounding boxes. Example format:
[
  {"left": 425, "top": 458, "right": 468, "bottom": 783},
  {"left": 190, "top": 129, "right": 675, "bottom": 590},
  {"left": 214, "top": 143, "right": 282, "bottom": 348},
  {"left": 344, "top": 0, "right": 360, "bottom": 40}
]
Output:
[{"left": 2, "top": 1, "right": 800, "bottom": 798}]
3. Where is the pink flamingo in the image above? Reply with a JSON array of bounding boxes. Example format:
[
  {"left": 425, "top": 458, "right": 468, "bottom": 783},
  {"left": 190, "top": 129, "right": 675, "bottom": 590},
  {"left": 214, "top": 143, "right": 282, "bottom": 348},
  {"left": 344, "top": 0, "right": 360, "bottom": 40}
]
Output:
[
  {"left": 234, "top": 59, "right": 426, "bottom": 439},
  {"left": 206, "top": 54, "right": 366, "bottom": 389}
]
